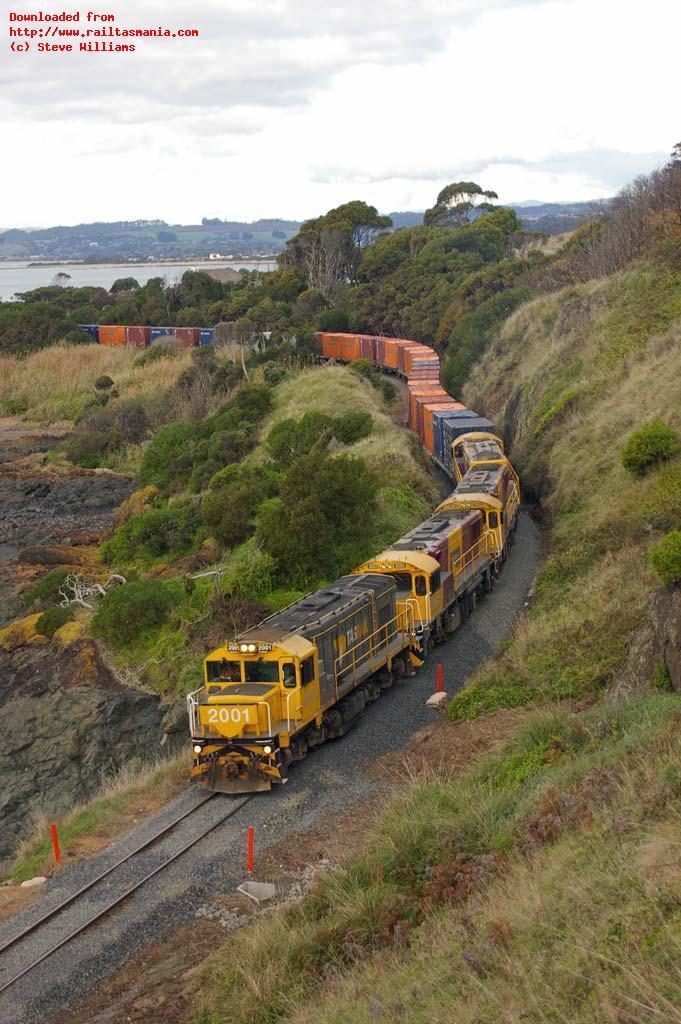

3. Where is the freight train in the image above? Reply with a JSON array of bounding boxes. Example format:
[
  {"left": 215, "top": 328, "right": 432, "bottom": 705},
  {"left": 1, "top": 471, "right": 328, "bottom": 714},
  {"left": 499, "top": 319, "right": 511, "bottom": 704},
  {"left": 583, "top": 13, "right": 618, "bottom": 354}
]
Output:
[
  {"left": 187, "top": 331, "right": 521, "bottom": 794},
  {"left": 79, "top": 324, "right": 216, "bottom": 347}
]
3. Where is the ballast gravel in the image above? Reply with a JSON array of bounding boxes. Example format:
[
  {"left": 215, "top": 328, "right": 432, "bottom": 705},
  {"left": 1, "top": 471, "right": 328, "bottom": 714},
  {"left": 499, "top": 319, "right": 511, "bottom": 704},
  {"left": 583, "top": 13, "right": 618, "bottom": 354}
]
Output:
[{"left": 0, "top": 511, "right": 540, "bottom": 1024}]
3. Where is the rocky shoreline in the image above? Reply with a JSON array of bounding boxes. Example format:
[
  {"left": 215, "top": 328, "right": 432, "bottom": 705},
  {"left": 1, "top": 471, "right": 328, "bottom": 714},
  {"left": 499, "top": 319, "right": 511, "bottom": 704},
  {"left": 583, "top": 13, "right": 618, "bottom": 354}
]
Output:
[{"left": 0, "top": 421, "right": 169, "bottom": 864}]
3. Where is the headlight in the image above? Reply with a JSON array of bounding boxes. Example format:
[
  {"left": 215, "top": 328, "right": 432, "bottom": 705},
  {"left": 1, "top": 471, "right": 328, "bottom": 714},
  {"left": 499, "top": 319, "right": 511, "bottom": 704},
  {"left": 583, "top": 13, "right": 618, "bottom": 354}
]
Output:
[
  {"left": 193, "top": 744, "right": 203, "bottom": 754},
  {"left": 247, "top": 643, "right": 256, "bottom": 653},
  {"left": 239, "top": 643, "right": 248, "bottom": 652},
  {"left": 263, "top": 745, "right": 272, "bottom": 755}
]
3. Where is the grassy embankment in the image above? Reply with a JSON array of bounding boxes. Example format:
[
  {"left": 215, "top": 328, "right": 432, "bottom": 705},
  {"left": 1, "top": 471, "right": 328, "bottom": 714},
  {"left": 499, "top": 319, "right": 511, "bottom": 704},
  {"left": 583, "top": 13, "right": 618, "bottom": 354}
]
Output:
[
  {"left": 449, "top": 257, "right": 681, "bottom": 717},
  {"left": 0, "top": 341, "right": 193, "bottom": 425},
  {"left": 196, "top": 258, "right": 681, "bottom": 1024}
]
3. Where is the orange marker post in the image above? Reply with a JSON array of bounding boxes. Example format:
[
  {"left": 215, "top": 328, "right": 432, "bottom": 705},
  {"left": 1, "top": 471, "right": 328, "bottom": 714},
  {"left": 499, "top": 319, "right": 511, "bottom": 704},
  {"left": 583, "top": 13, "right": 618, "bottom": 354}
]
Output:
[
  {"left": 437, "top": 663, "right": 444, "bottom": 692},
  {"left": 247, "top": 826, "right": 254, "bottom": 873},
  {"left": 50, "top": 822, "right": 61, "bottom": 866}
]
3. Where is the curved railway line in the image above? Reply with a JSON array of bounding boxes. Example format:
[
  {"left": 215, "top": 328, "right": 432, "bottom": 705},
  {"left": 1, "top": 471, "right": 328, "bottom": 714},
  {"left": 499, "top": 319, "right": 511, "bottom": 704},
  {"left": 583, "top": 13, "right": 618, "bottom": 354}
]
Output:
[{"left": 0, "top": 793, "right": 251, "bottom": 997}]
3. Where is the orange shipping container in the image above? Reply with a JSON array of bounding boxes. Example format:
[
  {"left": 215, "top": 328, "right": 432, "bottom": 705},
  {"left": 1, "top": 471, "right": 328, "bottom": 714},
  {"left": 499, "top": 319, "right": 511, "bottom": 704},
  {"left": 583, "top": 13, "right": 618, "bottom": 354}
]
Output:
[
  {"left": 98, "top": 325, "right": 127, "bottom": 346},
  {"left": 415, "top": 391, "right": 453, "bottom": 438},
  {"left": 321, "top": 333, "right": 343, "bottom": 359},
  {"left": 408, "top": 384, "right": 447, "bottom": 431},
  {"left": 404, "top": 346, "right": 438, "bottom": 376},
  {"left": 411, "top": 385, "right": 448, "bottom": 432},
  {"left": 341, "top": 334, "right": 361, "bottom": 362},
  {"left": 383, "top": 338, "right": 410, "bottom": 370},
  {"left": 423, "top": 401, "right": 464, "bottom": 454}
]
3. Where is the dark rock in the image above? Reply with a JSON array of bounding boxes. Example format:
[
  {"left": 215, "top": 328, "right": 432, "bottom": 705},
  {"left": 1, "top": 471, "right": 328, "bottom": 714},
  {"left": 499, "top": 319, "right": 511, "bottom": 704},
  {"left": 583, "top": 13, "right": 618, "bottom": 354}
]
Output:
[
  {"left": 0, "top": 638, "right": 163, "bottom": 861},
  {"left": 608, "top": 585, "right": 681, "bottom": 697},
  {"left": 650, "top": 586, "right": 681, "bottom": 692}
]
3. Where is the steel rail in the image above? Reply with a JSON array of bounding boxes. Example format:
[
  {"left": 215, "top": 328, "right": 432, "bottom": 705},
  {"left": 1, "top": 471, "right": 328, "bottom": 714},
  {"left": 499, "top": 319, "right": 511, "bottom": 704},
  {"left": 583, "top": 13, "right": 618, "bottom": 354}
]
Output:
[
  {"left": 0, "top": 795, "right": 251, "bottom": 996},
  {"left": 0, "top": 791, "right": 216, "bottom": 956}
]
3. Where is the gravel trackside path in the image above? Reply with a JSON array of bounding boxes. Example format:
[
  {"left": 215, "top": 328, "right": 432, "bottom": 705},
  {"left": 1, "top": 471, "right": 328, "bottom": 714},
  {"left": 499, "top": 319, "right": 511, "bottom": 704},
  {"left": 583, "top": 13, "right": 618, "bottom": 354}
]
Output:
[{"left": 0, "top": 511, "right": 540, "bottom": 1024}]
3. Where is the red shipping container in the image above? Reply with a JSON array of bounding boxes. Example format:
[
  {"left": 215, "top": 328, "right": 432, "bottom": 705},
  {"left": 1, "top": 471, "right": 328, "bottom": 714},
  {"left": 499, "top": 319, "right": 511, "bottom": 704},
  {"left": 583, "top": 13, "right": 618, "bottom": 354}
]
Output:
[
  {"left": 172, "top": 327, "right": 200, "bottom": 348},
  {"left": 415, "top": 391, "right": 451, "bottom": 437},
  {"left": 374, "top": 337, "right": 386, "bottom": 366},
  {"left": 359, "top": 336, "right": 375, "bottom": 361},
  {"left": 341, "top": 335, "right": 361, "bottom": 362},
  {"left": 98, "top": 325, "right": 126, "bottom": 347},
  {"left": 125, "top": 326, "right": 150, "bottom": 347}
]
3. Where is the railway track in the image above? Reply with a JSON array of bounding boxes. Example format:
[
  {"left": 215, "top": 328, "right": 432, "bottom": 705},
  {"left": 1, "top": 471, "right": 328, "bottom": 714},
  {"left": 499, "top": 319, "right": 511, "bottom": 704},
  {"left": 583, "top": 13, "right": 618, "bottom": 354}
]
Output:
[{"left": 0, "top": 792, "right": 251, "bottom": 997}]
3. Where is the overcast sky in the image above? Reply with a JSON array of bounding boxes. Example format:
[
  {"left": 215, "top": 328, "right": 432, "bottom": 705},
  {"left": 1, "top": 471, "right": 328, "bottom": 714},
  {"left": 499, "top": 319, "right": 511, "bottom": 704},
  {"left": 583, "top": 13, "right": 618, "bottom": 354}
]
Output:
[{"left": 2, "top": 0, "right": 679, "bottom": 227}]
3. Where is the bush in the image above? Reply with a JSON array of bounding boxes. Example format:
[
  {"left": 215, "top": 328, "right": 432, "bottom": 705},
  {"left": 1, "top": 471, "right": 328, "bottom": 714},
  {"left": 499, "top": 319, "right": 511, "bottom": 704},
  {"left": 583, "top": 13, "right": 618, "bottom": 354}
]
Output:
[
  {"left": 23, "top": 569, "right": 70, "bottom": 608},
  {"left": 267, "top": 412, "right": 333, "bottom": 463},
  {"left": 202, "top": 475, "right": 266, "bottom": 548},
  {"left": 65, "top": 429, "right": 116, "bottom": 469},
  {"left": 1, "top": 396, "right": 29, "bottom": 415},
  {"left": 103, "top": 501, "right": 202, "bottom": 565},
  {"left": 257, "top": 451, "right": 376, "bottom": 587},
  {"left": 621, "top": 422, "right": 680, "bottom": 475},
  {"left": 36, "top": 605, "right": 75, "bottom": 638},
  {"left": 650, "top": 530, "right": 681, "bottom": 585},
  {"left": 332, "top": 412, "right": 373, "bottom": 445},
  {"left": 91, "top": 580, "right": 177, "bottom": 646},
  {"left": 94, "top": 375, "right": 114, "bottom": 391},
  {"left": 317, "top": 308, "right": 349, "bottom": 332}
]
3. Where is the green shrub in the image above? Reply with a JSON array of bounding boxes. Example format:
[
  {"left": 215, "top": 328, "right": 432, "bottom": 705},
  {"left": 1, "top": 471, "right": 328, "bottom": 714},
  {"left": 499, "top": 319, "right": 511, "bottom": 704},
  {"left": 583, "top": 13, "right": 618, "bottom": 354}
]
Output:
[
  {"left": 263, "top": 364, "right": 287, "bottom": 387},
  {"left": 332, "top": 411, "right": 373, "bottom": 445},
  {"left": 652, "top": 659, "right": 673, "bottom": 691},
  {"left": 23, "top": 569, "right": 71, "bottom": 608},
  {"left": 138, "top": 420, "right": 195, "bottom": 487},
  {"left": 202, "top": 475, "right": 266, "bottom": 548},
  {"left": 1, "top": 396, "right": 29, "bottom": 415},
  {"left": 94, "top": 375, "right": 114, "bottom": 391},
  {"left": 621, "top": 422, "right": 680, "bottom": 475},
  {"left": 257, "top": 451, "right": 376, "bottom": 587},
  {"left": 36, "top": 605, "right": 75, "bottom": 638},
  {"left": 65, "top": 429, "right": 118, "bottom": 469},
  {"left": 650, "top": 529, "right": 681, "bottom": 585},
  {"left": 103, "top": 501, "right": 202, "bottom": 565},
  {"left": 91, "top": 580, "right": 177, "bottom": 646},
  {"left": 267, "top": 412, "right": 333, "bottom": 463},
  {"left": 317, "top": 308, "right": 349, "bottom": 332}
]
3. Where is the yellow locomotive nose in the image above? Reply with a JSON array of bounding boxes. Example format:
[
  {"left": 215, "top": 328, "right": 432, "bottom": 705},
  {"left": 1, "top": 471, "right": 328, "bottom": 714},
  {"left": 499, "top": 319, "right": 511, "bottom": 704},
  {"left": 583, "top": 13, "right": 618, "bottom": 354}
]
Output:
[{"left": 198, "top": 683, "right": 279, "bottom": 740}]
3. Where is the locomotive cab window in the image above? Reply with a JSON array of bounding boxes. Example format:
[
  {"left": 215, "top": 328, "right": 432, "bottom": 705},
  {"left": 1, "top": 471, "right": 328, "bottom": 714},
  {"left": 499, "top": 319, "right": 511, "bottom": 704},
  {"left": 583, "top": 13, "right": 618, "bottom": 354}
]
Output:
[
  {"left": 488, "top": 511, "right": 499, "bottom": 529},
  {"left": 430, "top": 570, "right": 441, "bottom": 593},
  {"left": 245, "top": 659, "right": 280, "bottom": 683},
  {"left": 388, "top": 571, "right": 413, "bottom": 596},
  {"left": 207, "top": 659, "right": 242, "bottom": 683},
  {"left": 415, "top": 575, "right": 427, "bottom": 596},
  {"left": 301, "top": 656, "right": 315, "bottom": 687},
  {"left": 282, "top": 662, "right": 297, "bottom": 689}
]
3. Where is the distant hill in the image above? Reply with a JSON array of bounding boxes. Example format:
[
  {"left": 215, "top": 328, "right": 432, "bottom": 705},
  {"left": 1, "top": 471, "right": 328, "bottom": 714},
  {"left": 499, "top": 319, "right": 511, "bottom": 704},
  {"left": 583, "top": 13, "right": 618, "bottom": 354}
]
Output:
[{"left": 0, "top": 200, "right": 609, "bottom": 263}]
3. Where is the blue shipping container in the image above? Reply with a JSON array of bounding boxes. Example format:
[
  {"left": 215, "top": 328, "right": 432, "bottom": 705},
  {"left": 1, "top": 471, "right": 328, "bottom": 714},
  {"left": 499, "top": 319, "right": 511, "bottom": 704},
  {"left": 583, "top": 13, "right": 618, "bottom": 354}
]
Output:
[
  {"left": 199, "top": 328, "right": 215, "bottom": 346},
  {"left": 432, "top": 410, "right": 479, "bottom": 466},
  {"left": 80, "top": 324, "right": 99, "bottom": 341},
  {"left": 150, "top": 327, "right": 174, "bottom": 342},
  {"left": 441, "top": 416, "right": 495, "bottom": 472}
]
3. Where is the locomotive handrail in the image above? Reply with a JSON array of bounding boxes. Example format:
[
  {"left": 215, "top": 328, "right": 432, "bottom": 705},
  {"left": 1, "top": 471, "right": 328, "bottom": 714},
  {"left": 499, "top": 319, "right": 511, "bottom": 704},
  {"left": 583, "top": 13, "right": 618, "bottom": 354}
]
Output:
[
  {"left": 285, "top": 690, "right": 300, "bottom": 731},
  {"left": 451, "top": 533, "right": 493, "bottom": 588},
  {"left": 333, "top": 609, "right": 409, "bottom": 689}
]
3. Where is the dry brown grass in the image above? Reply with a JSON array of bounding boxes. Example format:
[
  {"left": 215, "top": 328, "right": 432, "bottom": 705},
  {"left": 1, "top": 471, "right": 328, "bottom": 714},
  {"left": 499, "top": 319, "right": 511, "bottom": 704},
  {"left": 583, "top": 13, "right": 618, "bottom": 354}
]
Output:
[{"left": 0, "top": 343, "right": 193, "bottom": 423}]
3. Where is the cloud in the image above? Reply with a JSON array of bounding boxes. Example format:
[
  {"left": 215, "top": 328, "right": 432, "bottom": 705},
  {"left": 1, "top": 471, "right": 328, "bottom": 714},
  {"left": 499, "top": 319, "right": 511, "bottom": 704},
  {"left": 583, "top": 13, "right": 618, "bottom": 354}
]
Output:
[{"left": 2, "top": 0, "right": 680, "bottom": 225}]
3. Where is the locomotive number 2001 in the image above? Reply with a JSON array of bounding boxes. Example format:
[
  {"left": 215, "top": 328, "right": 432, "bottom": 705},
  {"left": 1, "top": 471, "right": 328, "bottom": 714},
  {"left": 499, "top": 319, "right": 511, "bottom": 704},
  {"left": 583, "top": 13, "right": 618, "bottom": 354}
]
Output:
[{"left": 207, "top": 707, "right": 248, "bottom": 724}]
